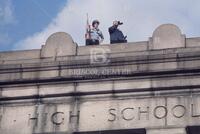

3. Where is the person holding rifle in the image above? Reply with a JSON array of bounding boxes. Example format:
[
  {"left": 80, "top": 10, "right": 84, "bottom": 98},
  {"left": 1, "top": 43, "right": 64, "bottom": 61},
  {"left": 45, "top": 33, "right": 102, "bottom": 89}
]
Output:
[
  {"left": 85, "top": 16, "right": 104, "bottom": 45},
  {"left": 85, "top": 14, "right": 91, "bottom": 45}
]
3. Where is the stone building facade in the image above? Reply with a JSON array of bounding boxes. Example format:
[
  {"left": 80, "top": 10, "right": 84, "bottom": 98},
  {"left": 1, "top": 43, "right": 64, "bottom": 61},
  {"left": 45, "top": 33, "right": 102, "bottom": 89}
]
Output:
[{"left": 0, "top": 24, "right": 200, "bottom": 134}]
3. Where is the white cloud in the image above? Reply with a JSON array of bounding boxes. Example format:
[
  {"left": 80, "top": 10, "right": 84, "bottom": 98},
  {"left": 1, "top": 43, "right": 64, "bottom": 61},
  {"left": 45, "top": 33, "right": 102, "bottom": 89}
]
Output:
[
  {"left": 14, "top": 0, "right": 200, "bottom": 50},
  {"left": 0, "top": 0, "right": 15, "bottom": 25}
]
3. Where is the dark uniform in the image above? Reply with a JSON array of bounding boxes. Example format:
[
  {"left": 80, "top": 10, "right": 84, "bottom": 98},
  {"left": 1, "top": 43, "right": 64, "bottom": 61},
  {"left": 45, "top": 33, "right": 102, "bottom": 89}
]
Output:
[{"left": 108, "top": 24, "right": 127, "bottom": 44}]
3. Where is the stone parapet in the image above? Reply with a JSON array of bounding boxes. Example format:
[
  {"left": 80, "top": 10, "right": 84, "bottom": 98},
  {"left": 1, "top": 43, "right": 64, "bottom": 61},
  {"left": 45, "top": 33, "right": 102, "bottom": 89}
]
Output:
[{"left": 1, "top": 24, "right": 200, "bottom": 134}]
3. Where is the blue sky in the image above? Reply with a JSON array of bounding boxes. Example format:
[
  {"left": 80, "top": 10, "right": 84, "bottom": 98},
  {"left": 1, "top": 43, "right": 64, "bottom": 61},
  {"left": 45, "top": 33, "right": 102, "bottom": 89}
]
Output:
[
  {"left": 0, "top": 0, "right": 66, "bottom": 51},
  {"left": 1, "top": 0, "right": 200, "bottom": 51}
]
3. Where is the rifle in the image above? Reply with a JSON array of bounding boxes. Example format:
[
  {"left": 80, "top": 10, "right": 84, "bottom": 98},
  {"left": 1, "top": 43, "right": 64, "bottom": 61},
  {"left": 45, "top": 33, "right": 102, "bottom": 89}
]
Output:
[{"left": 85, "top": 13, "right": 91, "bottom": 40}]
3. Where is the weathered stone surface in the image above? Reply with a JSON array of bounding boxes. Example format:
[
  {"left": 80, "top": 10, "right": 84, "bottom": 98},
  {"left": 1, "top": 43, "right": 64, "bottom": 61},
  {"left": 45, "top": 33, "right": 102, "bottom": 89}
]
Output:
[
  {"left": 147, "top": 128, "right": 186, "bottom": 134},
  {"left": 2, "top": 24, "right": 200, "bottom": 134},
  {"left": 167, "top": 96, "right": 200, "bottom": 127},
  {"left": 78, "top": 98, "right": 166, "bottom": 131},
  {"left": 0, "top": 50, "right": 40, "bottom": 61},
  {"left": 77, "top": 41, "right": 148, "bottom": 55},
  {"left": 2, "top": 86, "right": 38, "bottom": 97},
  {"left": 149, "top": 24, "right": 185, "bottom": 50},
  {"left": 41, "top": 32, "right": 77, "bottom": 58},
  {"left": 0, "top": 104, "right": 71, "bottom": 134},
  {"left": 39, "top": 84, "right": 75, "bottom": 96},
  {"left": 186, "top": 37, "right": 200, "bottom": 47},
  {"left": 1, "top": 106, "right": 35, "bottom": 134},
  {"left": 0, "top": 72, "right": 21, "bottom": 81}
]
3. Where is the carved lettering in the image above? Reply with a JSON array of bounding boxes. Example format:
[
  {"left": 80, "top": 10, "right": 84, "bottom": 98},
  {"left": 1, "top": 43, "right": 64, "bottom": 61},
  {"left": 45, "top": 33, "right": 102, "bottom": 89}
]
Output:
[
  {"left": 138, "top": 107, "right": 149, "bottom": 120},
  {"left": 121, "top": 108, "right": 134, "bottom": 121},
  {"left": 51, "top": 112, "right": 64, "bottom": 125},
  {"left": 172, "top": 105, "right": 186, "bottom": 118},
  {"left": 28, "top": 113, "right": 38, "bottom": 126},
  {"left": 154, "top": 106, "right": 167, "bottom": 119},
  {"left": 191, "top": 104, "right": 200, "bottom": 117},
  {"left": 2, "top": 102, "right": 200, "bottom": 126},
  {"left": 108, "top": 108, "right": 116, "bottom": 122},
  {"left": 69, "top": 111, "right": 80, "bottom": 123}
]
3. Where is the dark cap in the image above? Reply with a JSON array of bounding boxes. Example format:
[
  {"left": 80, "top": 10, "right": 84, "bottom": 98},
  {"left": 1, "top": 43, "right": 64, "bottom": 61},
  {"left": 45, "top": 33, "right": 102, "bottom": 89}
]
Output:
[{"left": 92, "top": 20, "right": 100, "bottom": 26}]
